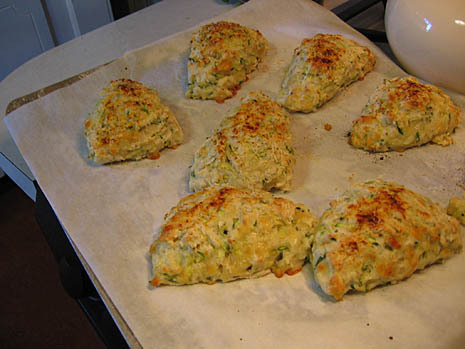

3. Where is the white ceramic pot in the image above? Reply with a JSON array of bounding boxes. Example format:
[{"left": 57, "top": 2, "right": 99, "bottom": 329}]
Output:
[{"left": 385, "top": 0, "right": 465, "bottom": 94}]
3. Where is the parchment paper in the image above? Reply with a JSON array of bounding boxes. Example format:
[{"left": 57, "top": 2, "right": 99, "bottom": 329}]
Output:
[{"left": 5, "top": 0, "right": 465, "bottom": 347}]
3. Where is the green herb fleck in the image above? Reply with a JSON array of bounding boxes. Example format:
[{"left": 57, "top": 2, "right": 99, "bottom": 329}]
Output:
[
  {"left": 314, "top": 254, "right": 326, "bottom": 268},
  {"left": 285, "top": 145, "right": 294, "bottom": 154},
  {"left": 361, "top": 263, "right": 373, "bottom": 272},
  {"left": 367, "top": 236, "right": 379, "bottom": 246},
  {"left": 163, "top": 273, "right": 176, "bottom": 282}
]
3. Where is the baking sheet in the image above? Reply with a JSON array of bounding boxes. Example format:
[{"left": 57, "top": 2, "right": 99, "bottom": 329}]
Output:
[{"left": 5, "top": 0, "right": 465, "bottom": 347}]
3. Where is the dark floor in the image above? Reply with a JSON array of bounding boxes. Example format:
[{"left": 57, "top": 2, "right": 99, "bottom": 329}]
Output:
[{"left": 0, "top": 175, "right": 105, "bottom": 348}]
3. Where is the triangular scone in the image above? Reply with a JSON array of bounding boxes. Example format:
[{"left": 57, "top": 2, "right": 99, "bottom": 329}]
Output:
[
  {"left": 310, "top": 179, "right": 462, "bottom": 301},
  {"left": 84, "top": 79, "right": 183, "bottom": 164},
  {"left": 189, "top": 91, "right": 295, "bottom": 192},
  {"left": 149, "top": 186, "right": 316, "bottom": 286},
  {"left": 349, "top": 76, "right": 461, "bottom": 152},
  {"left": 277, "top": 34, "right": 376, "bottom": 113},
  {"left": 186, "top": 21, "right": 269, "bottom": 102}
]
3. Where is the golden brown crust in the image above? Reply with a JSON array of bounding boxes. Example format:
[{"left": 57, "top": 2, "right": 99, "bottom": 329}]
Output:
[
  {"left": 311, "top": 179, "right": 463, "bottom": 300},
  {"left": 277, "top": 34, "right": 376, "bottom": 113},
  {"left": 350, "top": 76, "right": 461, "bottom": 152},
  {"left": 302, "top": 35, "right": 348, "bottom": 77}
]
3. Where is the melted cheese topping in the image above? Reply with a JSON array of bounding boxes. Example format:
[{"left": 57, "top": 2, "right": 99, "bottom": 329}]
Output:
[
  {"left": 189, "top": 91, "right": 294, "bottom": 192},
  {"left": 84, "top": 79, "right": 183, "bottom": 164},
  {"left": 149, "top": 186, "right": 316, "bottom": 286},
  {"left": 350, "top": 76, "right": 461, "bottom": 152},
  {"left": 311, "top": 179, "right": 462, "bottom": 300},
  {"left": 277, "top": 34, "right": 376, "bottom": 113},
  {"left": 186, "top": 21, "right": 268, "bottom": 102}
]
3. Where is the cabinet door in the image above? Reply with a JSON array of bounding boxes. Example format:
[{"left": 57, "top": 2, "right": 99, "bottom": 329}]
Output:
[
  {"left": 44, "top": 0, "right": 114, "bottom": 45},
  {"left": 72, "top": 0, "right": 113, "bottom": 35},
  {"left": 0, "top": 0, "right": 55, "bottom": 81}
]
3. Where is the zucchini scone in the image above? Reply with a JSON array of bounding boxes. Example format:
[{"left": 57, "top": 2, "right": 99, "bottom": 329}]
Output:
[
  {"left": 186, "top": 21, "right": 269, "bottom": 102},
  {"left": 349, "top": 76, "right": 461, "bottom": 152},
  {"left": 189, "top": 91, "right": 294, "bottom": 192},
  {"left": 311, "top": 179, "right": 462, "bottom": 301},
  {"left": 277, "top": 34, "right": 376, "bottom": 113},
  {"left": 149, "top": 186, "right": 316, "bottom": 286},
  {"left": 84, "top": 79, "right": 183, "bottom": 164}
]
